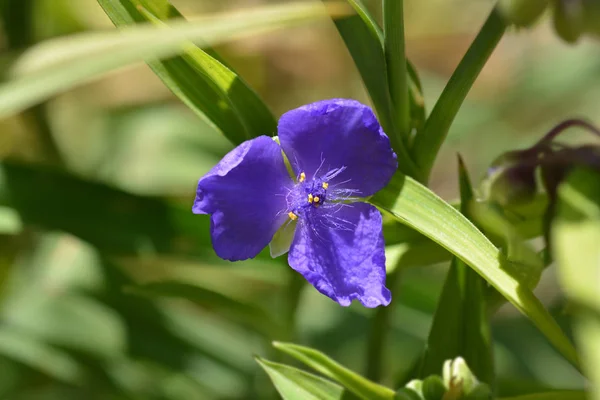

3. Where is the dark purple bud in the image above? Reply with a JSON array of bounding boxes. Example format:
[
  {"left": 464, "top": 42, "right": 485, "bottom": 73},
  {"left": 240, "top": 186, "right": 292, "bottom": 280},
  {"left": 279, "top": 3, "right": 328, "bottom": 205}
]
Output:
[
  {"left": 488, "top": 164, "right": 538, "bottom": 207},
  {"left": 540, "top": 145, "right": 600, "bottom": 199},
  {"left": 485, "top": 149, "right": 540, "bottom": 206}
]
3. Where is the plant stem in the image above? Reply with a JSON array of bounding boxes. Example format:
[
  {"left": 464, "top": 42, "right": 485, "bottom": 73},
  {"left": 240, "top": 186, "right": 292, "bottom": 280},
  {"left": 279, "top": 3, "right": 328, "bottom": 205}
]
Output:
[
  {"left": 384, "top": 0, "right": 410, "bottom": 141},
  {"left": 283, "top": 269, "right": 305, "bottom": 342},
  {"left": 411, "top": 7, "right": 506, "bottom": 182},
  {"left": 365, "top": 267, "right": 402, "bottom": 383}
]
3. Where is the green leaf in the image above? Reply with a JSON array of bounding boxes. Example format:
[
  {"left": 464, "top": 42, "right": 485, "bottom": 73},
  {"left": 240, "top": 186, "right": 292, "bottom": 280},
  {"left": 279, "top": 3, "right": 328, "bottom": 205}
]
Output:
[
  {"left": 273, "top": 342, "right": 395, "bottom": 400},
  {"left": 420, "top": 157, "right": 494, "bottom": 387},
  {"left": 256, "top": 357, "right": 344, "bottom": 400},
  {"left": 0, "top": 327, "right": 82, "bottom": 384},
  {"left": 411, "top": 8, "right": 506, "bottom": 180},
  {"left": 552, "top": 168, "right": 600, "bottom": 400},
  {"left": 498, "top": 392, "right": 588, "bottom": 400},
  {"left": 0, "top": 206, "right": 22, "bottom": 234},
  {"left": 98, "top": 0, "right": 275, "bottom": 145},
  {"left": 0, "top": 161, "right": 203, "bottom": 255},
  {"left": 0, "top": 1, "right": 349, "bottom": 121},
  {"left": 369, "top": 173, "right": 579, "bottom": 370},
  {"left": 126, "top": 281, "right": 279, "bottom": 337},
  {"left": 383, "top": 0, "right": 410, "bottom": 141},
  {"left": 3, "top": 293, "right": 127, "bottom": 359},
  {"left": 327, "top": 0, "right": 420, "bottom": 179}
]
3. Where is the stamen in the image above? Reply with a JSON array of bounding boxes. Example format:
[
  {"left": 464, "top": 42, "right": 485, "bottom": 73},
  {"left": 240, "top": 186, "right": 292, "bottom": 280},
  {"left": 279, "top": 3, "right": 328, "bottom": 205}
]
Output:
[
  {"left": 299, "top": 172, "right": 306, "bottom": 182},
  {"left": 313, "top": 196, "right": 320, "bottom": 203},
  {"left": 322, "top": 182, "right": 329, "bottom": 189},
  {"left": 288, "top": 211, "right": 297, "bottom": 220},
  {"left": 308, "top": 194, "right": 313, "bottom": 203}
]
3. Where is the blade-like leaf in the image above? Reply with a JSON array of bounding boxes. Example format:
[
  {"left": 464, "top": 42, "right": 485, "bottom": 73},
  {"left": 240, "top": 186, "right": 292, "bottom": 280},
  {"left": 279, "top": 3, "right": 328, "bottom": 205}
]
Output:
[
  {"left": 411, "top": 8, "right": 506, "bottom": 180},
  {"left": 552, "top": 168, "right": 600, "bottom": 400},
  {"left": 369, "top": 173, "right": 579, "bottom": 369},
  {"left": 273, "top": 342, "right": 394, "bottom": 400},
  {"left": 97, "top": 0, "right": 275, "bottom": 145},
  {"left": 499, "top": 392, "right": 588, "bottom": 400},
  {"left": 256, "top": 357, "right": 344, "bottom": 400},
  {"left": 420, "top": 157, "right": 494, "bottom": 386},
  {"left": 383, "top": 0, "right": 410, "bottom": 141},
  {"left": 0, "top": 327, "right": 82, "bottom": 384},
  {"left": 126, "top": 281, "right": 279, "bottom": 337},
  {"left": 0, "top": 161, "right": 201, "bottom": 255},
  {"left": 326, "top": 0, "right": 420, "bottom": 178},
  {"left": 0, "top": 1, "right": 349, "bottom": 121}
]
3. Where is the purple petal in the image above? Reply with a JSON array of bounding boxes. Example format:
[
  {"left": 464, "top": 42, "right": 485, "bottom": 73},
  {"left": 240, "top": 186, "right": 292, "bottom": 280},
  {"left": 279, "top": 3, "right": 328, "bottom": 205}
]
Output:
[
  {"left": 278, "top": 99, "right": 397, "bottom": 197},
  {"left": 193, "top": 136, "right": 293, "bottom": 261},
  {"left": 288, "top": 202, "right": 391, "bottom": 307}
]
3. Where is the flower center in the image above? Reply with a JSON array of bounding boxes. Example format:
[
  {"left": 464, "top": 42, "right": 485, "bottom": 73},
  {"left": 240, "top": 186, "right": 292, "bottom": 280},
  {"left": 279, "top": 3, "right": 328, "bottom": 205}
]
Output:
[{"left": 287, "top": 171, "right": 331, "bottom": 220}]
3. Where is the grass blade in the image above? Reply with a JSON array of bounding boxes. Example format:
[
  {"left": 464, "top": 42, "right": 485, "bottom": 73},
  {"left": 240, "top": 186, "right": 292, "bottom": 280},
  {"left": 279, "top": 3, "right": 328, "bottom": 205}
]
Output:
[
  {"left": 98, "top": 0, "right": 276, "bottom": 144},
  {"left": 256, "top": 357, "right": 344, "bottom": 400},
  {"left": 383, "top": 0, "right": 410, "bottom": 141},
  {"left": 369, "top": 173, "right": 579, "bottom": 370},
  {"left": 125, "top": 281, "right": 280, "bottom": 337},
  {"left": 552, "top": 168, "right": 600, "bottom": 400},
  {"left": 411, "top": 8, "right": 506, "bottom": 180},
  {"left": 419, "top": 157, "right": 494, "bottom": 387},
  {"left": 273, "top": 342, "right": 394, "bottom": 400},
  {"left": 327, "top": 0, "right": 420, "bottom": 178},
  {"left": 0, "top": 2, "right": 349, "bottom": 121}
]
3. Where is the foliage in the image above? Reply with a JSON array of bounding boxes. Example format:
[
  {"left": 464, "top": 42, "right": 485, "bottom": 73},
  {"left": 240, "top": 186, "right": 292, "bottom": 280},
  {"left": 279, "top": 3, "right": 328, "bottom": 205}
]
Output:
[{"left": 0, "top": 0, "right": 598, "bottom": 399}]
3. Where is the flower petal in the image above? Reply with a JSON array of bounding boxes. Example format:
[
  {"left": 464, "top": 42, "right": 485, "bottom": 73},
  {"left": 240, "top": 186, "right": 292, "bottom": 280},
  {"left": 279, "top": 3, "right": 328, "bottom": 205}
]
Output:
[
  {"left": 288, "top": 202, "right": 391, "bottom": 307},
  {"left": 278, "top": 99, "right": 397, "bottom": 197},
  {"left": 193, "top": 136, "right": 293, "bottom": 261}
]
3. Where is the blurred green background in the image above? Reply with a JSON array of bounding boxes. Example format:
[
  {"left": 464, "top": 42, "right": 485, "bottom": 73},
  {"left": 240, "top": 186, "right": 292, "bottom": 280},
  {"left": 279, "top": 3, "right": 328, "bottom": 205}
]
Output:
[{"left": 0, "top": 0, "right": 597, "bottom": 399}]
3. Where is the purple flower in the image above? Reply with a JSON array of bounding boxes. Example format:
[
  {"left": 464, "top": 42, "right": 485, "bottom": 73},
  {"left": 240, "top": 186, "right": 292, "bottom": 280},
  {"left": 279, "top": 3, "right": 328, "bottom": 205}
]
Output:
[{"left": 192, "top": 99, "right": 397, "bottom": 307}]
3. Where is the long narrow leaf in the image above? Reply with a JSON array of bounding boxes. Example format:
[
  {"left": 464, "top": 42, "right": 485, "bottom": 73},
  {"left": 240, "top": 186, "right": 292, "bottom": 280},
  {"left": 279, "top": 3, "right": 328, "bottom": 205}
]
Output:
[
  {"left": 499, "top": 392, "right": 588, "bottom": 400},
  {"left": 273, "top": 342, "right": 395, "bottom": 400},
  {"left": 98, "top": 0, "right": 276, "bottom": 145},
  {"left": 383, "top": 0, "right": 410, "bottom": 140},
  {"left": 552, "top": 169, "right": 600, "bottom": 400},
  {"left": 326, "top": 0, "right": 420, "bottom": 178},
  {"left": 125, "top": 281, "right": 279, "bottom": 337},
  {"left": 419, "top": 157, "right": 494, "bottom": 386},
  {"left": 256, "top": 357, "right": 344, "bottom": 400},
  {"left": 0, "top": 2, "right": 349, "bottom": 121},
  {"left": 411, "top": 8, "right": 506, "bottom": 180},
  {"left": 369, "top": 173, "right": 579, "bottom": 369}
]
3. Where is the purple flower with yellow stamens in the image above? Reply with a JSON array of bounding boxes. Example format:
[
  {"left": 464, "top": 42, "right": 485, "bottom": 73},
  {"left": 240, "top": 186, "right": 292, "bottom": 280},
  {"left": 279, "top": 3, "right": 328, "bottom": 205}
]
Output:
[{"left": 192, "top": 99, "right": 397, "bottom": 307}]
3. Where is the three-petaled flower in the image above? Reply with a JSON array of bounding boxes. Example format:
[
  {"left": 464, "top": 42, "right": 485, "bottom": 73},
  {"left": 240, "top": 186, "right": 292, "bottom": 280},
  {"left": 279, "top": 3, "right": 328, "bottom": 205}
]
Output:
[{"left": 193, "top": 99, "right": 397, "bottom": 307}]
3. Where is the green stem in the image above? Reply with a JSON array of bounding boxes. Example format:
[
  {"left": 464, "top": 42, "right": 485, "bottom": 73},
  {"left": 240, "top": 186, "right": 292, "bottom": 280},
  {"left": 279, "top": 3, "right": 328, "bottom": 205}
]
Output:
[
  {"left": 365, "top": 267, "right": 402, "bottom": 383},
  {"left": 282, "top": 269, "right": 305, "bottom": 342},
  {"left": 384, "top": 0, "right": 410, "bottom": 141},
  {"left": 411, "top": 8, "right": 506, "bottom": 181}
]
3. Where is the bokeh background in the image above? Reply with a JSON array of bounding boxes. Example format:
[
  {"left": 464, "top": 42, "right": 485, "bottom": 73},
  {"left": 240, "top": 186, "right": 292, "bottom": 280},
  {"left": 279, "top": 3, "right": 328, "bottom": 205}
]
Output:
[{"left": 0, "top": 0, "right": 598, "bottom": 399}]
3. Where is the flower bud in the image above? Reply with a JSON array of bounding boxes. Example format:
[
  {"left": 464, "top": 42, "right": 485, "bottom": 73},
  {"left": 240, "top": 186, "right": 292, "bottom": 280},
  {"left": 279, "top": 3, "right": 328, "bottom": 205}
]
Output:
[
  {"left": 553, "top": 0, "right": 585, "bottom": 42},
  {"left": 488, "top": 164, "right": 538, "bottom": 206},
  {"left": 464, "top": 383, "right": 493, "bottom": 400},
  {"left": 484, "top": 150, "right": 538, "bottom": 207},
  {"left": 421, "top": 375, "right": 446, "bottom": 400},
  {"left": 395, "top": 387, "right": 423, "bottom": 400},
  {"left": 499, "top": 0, "right": 549, "bottom": 26},
  {"left": 583, "top": 0, "right": 600, "bottom": 36},
  {"left": 442, "top": 357, "right": 486, "bottom": 399}
]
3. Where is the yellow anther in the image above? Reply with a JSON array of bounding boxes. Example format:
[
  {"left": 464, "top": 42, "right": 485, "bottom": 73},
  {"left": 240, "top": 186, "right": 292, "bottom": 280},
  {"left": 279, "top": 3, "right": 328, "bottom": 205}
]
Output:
[
  {"left": 299, "top": 172, "right": 306, "bottom": 182},
  {"left": 288, "top": 212, "right": 297, "bottom": 220},
  {"left": 322, "top": 182, "right": 329, "bottom": 189},
  {"left": 313, "top": 196, "right": 320, "bottom": 203},
  {"left": 308, "top": 194, "right": 313, "bottom": 203}
]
